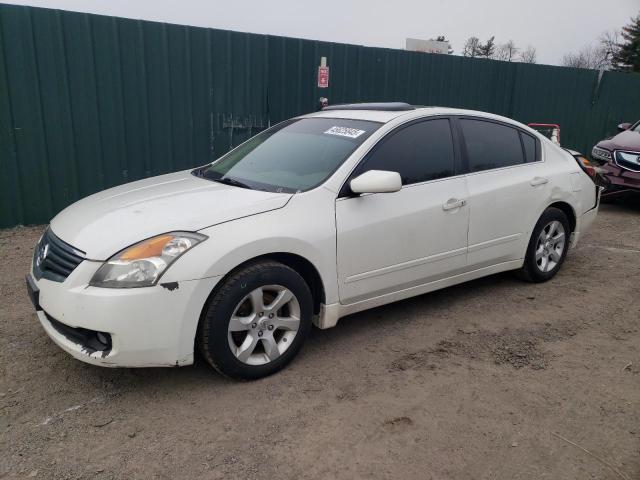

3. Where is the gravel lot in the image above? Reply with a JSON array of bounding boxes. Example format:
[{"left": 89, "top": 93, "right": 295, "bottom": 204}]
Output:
[{"left": 1, "top": 199, "right": 639, "bottom": 480}]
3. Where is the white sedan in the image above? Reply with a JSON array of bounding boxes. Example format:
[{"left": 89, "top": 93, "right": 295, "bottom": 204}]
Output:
[{"left": 27, "top": 103, "right": 600, "bottom": 379}]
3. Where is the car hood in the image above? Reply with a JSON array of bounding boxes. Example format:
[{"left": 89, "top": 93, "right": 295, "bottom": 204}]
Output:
[
  {"left": 50, "top": 170, "right": 292, "bottom": 260},
  {"left": 597, "top": 130, "right": 640, "bottom": 152}
]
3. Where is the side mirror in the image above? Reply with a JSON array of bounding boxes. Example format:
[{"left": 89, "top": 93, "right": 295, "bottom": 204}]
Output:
[
  {"left": 350, "top": 170, "right": 402, "bottom": 194},
  {"left": 617, "top": 122, "right": 632, "bottom": 132}
]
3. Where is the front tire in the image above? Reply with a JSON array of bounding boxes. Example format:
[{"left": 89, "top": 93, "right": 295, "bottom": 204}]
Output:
[
  {"left": 198, "top": 260, "right": 313, "bottom": 380},
  {"left": 518, "top": 207, "right": 571, "bottom": 283}
]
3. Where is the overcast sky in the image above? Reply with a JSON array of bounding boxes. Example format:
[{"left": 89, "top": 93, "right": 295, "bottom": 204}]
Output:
[{"left": 5, "top": 0, "right": 639, "bottom": 65}]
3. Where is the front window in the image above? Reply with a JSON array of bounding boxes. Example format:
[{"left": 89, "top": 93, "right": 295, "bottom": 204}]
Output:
[
  {"left": 349, "top": 119, "right": 456, "bottom": 186},
  {"left": 196, "top": 118, "right": 381, "bottom": 193}
]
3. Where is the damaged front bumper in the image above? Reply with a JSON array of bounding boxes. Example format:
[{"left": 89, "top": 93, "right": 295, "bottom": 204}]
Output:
[{"left": 27, "top": 259, "right": 220, "bottom": 368}]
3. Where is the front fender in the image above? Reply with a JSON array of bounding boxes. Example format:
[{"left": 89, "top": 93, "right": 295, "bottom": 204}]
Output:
[{"left": 161, "top": 192, "right": 339, "bottom": 304}]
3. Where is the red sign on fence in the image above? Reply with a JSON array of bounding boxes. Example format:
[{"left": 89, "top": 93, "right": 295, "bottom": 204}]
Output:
[{"left": 317, "top": 66, "right": 329, "bottom": 88}]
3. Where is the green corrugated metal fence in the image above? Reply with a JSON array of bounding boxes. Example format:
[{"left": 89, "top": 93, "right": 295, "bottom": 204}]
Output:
[{"left": 2, "top": 3, "right": 640, "bottom": 228}]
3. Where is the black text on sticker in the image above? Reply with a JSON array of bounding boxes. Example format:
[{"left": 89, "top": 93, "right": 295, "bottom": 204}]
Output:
[{"left": 324, "top": 126, "right": 366, "bottom": 139}]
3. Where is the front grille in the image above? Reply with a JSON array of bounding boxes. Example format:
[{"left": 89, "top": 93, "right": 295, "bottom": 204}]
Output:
[
  {"left": 33, "top": 228, "right": 85, "bottom": 282},
  {"left": 615, "top": 150, "right": 640, "bottom": 172}
]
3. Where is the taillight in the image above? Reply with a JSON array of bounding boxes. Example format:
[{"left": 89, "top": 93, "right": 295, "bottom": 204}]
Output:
[
  {"left": 576, "top": 155, "right": 596, "bottom": 178},
  {"left": 573, "top": 154, "right": 608, "bottom": 187}
]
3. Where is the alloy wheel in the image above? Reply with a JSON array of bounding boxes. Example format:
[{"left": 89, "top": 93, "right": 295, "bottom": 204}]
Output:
[
  {"left": 535, "top": 220, "right": 566, "bottom": 273},
  {"left": 227, "top": 285, "right": 301, "bottom": 365}
]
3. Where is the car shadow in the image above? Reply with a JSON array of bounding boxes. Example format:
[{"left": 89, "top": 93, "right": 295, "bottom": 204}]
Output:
[{"left": 306, "top": 271, "right": 519, "bottom": 349}]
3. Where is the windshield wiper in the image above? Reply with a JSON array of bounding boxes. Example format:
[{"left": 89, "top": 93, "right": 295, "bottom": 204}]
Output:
[{"left": 214, "top": 176, "right": 254, "bottom": 190}]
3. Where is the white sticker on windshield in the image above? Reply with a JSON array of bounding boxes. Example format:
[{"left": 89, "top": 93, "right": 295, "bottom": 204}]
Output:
[{"left": 324, "top": 126, "right": 366, "bottom": 139}]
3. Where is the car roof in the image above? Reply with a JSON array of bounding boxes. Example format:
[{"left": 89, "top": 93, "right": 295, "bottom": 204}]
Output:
[{"left": 301, "top": 104, "right": 527, "bottom": 127}]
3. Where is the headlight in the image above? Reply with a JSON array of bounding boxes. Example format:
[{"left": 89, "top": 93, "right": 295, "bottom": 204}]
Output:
[
  {"left": 591, "top": 146, "right": 612, "bottom": 161},
  {"left": 90, "top": 232, "right": 207, "bottom": 288}
]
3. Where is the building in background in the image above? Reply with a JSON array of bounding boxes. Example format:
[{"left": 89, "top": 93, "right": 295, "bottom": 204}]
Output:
[{"left": 406, "top": 37, "right": 452, "bottom": 54}]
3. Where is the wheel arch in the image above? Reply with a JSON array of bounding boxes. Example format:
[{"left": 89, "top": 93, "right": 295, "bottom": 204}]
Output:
[
  {"left": 546, "top": 201, "right": 576, "bottom": 233},
  {"left": 262, "top": 253, "right": 326, "bottom": 314},
  {"left": 199, "top": 252, "right": 327, "bottom": 321}
]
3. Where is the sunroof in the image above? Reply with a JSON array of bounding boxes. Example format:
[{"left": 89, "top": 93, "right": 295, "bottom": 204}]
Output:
[{"left": 322, "top": 102, "right": 415, "bottom": 112}]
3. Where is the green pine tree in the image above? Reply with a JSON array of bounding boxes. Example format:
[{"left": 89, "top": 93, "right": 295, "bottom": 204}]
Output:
[{"left": 612, "top": 14, "right": 640, "bottom": 72}]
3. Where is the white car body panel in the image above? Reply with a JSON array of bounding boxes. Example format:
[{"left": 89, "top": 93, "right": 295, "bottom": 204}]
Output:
[
  {"left": 336, "top": 176, "right": 469, "bottom": 303},
  {"left": 29, "top": 106, "right": 599, "bottom": 367},
  {"left": 163, "top": 187, "right": 340, "bottom": 303},
  {"left": 50, "top": 170, "right": 292, "bottom": 259},
  {"left": 465, "top": 161, "right": 551, "bottom": 268}
]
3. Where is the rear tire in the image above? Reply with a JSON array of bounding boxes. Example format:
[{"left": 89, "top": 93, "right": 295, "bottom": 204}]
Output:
[
  {"left": 198, "top": 260, "right": 313, "bottom": 380},
  {"left": 517, "top": 207, "right": 571, "bottom": 283}
]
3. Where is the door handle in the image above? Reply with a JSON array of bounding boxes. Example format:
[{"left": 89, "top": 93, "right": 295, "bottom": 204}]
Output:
[
  {"left": 530, "top": 176, "right": 549, "bottom": 186},
  {"left": 442, "top": 198, "right": 466, "bottom": 211}
]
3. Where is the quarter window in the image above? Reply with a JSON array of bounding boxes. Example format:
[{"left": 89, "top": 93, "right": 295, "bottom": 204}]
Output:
[
  {"left": 520, "top": 131, "right": 538, "bottom": 163},
  {"left": 460, "top": 119, "right": 525, "bottom": 172},
  {"left": 353, "top": 119, "right": 456, "bottom": 186}
]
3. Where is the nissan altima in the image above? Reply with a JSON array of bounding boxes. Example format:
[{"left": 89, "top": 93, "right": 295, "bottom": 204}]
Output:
[{"left": 26, "top": 103, "right": 600, "bottom": 379}]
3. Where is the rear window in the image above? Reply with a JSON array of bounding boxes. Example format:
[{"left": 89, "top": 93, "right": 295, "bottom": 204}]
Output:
[{"left": 460, "top": 119, "right": 525, "bottom": 172}]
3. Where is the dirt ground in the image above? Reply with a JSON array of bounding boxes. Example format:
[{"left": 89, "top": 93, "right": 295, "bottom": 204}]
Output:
[{"left": 1, "top": 199, "right": 639, "bottom": 480}]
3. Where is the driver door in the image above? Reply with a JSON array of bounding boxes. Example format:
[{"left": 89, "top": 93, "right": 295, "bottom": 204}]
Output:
[{"left": 335, "top": 118, "right": 470, "bottom": 304}]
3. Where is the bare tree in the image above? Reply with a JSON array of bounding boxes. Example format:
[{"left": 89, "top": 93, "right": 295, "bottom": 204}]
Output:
[
  {"left": 560, "top": 30, "right": 620, "bottom": 70},
  {"left": 599, "top": 30, "right": 620, "bottom": 60},
  {"left": 561, "top": 51, "right": 588, "bottom": 68},
  {"left": 462, "top": 36, "right": 536, "bottom": 63},
  {"left": 520, "top": 46, "right": 537, "bottom": 63},
  {"left": 462, "top": 36, "right": 481, "bottom": 57},
  {"left": 493, "top": 40, "right": 519, "bottom": 61},
  {"left": 561, "top": 44, "right": 611, "bottom": 70},
  {"left": 599, "top": 30, "right": 620, "bottom": 69}
]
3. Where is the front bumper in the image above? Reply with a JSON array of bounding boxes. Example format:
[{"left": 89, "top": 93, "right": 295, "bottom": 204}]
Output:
[
  {"left": 600, "top": 162, "right": 640, "bottom": 192},
  {"left": 28, "top": 259, "right": 220, "bottom": 368}
]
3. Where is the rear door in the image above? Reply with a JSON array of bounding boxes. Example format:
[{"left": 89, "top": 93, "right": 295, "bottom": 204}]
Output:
[
  {"left": 335, "top": 118, "right": 469, "bottom": 304},
  {"left": 457, "top": 117, "right": 549, "bottom": 268}
]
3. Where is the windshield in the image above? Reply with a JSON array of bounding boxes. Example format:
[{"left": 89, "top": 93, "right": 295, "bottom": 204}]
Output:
[
  {"left": 195, "top": 118, "right": 381, "bottom": 193},
  {"left": 632, "top": 121, "right": 640, "bottom": 133}
]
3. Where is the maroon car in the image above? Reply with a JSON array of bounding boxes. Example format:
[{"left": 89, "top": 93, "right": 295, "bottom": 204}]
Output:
[{"left": 592, "top": 121, "right": 640, "bottom": 192}]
